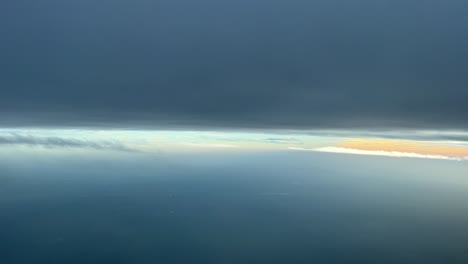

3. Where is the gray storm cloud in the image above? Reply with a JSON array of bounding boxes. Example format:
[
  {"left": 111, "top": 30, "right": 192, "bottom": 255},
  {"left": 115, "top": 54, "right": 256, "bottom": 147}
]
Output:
[{"left": 1, "top": 0, "right": 467, "bottom": 130}]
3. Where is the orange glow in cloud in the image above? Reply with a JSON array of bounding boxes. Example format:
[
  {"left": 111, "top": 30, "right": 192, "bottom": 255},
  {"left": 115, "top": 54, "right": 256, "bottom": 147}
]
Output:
[{"left": 337, "top": 138, "right": 468, "bottom": 158}]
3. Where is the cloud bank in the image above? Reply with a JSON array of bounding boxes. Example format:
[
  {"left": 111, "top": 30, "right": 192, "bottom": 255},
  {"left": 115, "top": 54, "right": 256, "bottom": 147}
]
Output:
[{"left": 1, "top": 0, "right": 468, "bottom": 130}]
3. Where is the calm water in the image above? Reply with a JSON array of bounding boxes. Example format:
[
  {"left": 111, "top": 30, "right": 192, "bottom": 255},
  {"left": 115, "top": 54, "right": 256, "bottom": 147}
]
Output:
[{"left": 1, "top": 151, "right": 468, "bottom": 263}]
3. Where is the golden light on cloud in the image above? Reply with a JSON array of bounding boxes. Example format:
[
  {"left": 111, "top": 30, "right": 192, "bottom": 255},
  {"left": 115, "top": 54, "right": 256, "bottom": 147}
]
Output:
[
  {"left": 328, "top": 138, "right": 468, "bottom": 159},
  {"left": 290, "top": 138, "right": 468, "bottom": 161}
]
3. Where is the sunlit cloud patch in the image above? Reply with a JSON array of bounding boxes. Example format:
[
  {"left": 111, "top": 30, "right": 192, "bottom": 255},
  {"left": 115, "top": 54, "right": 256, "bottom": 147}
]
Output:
[{"left": 290, "top": 138, "right": 468, "bottom": 161}]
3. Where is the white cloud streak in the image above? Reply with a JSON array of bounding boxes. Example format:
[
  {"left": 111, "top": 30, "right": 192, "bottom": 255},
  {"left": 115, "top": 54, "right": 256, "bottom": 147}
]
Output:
[{"left": 288, "top": 147, "right": 468, "bottom": 161}]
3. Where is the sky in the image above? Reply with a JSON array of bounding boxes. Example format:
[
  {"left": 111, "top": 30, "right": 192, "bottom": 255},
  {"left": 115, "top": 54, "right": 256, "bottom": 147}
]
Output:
[
  {"left": 1, "top": 0, "right": 468, "bottom": 159},
  {"left": 1, "top": 0, "right": 468, "bottom": 130}
]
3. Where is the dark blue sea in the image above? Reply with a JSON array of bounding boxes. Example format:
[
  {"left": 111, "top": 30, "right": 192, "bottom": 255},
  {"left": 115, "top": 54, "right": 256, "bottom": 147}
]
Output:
[{"left": 1, "top": 151, "right": 468, "bottom": 263}]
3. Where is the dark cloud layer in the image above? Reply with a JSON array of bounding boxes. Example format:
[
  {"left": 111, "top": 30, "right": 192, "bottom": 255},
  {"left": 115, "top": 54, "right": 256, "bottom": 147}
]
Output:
[{"left": 1, "top": 0, "right": 467, "bottom": 129}]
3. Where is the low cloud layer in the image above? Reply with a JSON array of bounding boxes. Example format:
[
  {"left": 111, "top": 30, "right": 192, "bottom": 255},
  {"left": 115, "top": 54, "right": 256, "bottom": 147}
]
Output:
[{"left": 0, "top": 134, "right": 135, "bottom": 152}]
